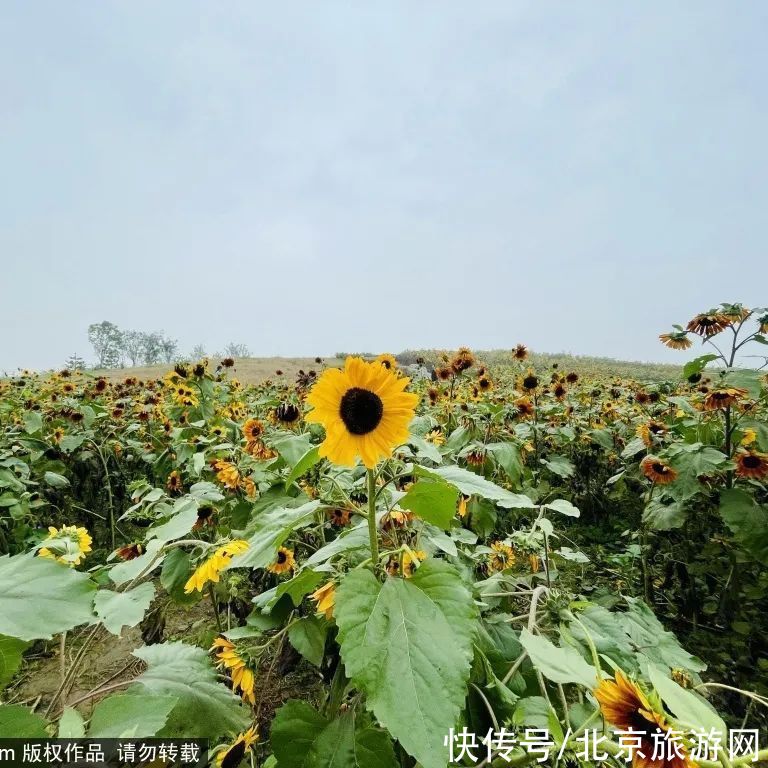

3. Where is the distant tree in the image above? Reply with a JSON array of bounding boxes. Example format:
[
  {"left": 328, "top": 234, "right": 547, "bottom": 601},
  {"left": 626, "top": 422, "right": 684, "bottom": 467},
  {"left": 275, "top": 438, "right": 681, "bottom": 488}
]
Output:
[
  {"left": 224, "top": 342, "right": 249, "bottom": 358},
  {"left": 160, "top": 335, "right": 178, "bottom": 364},
  {"left": 121, "top": 330, "right": 145, "bottom": 367},
  {"left": 88, "top": 321, "right": 123, "bottom": 369},
  {"left": 190, "top": 344, "right": 207, "bottom": 360},
  {"left": 141, "top": 332, "right": 163, "bottom": 365},
  {"left": 65, "top": 353, "right": 86, "bottom": 371}
]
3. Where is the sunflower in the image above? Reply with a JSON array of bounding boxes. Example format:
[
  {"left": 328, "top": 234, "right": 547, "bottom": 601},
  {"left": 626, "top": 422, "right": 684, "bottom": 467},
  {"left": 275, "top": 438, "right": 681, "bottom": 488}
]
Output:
[
  {"left": 115, "top": 542, "right": 144, "bottom": 561},
  {"left": 477, "top": 376, "right": 493, "bottom": 393},
  {"left": 640, "top": 456, "right": 678, "bottom": 485},
  {"left": 686, "top": 312, "right": 732, "bottom": 337},
  {"left": 275, "top": 403, "right": 301, "bottom": 425},
  {"left": 401, "top": 549, "right": 427, "bottom": 577},
  {"left": 735, "top": 450, "right": 768, "bottom": 480},
  {"left": 216, "top": 727, "right": 259, "bottom": 768},
  {"left": 659, "top": 330, "right": 693, "bottom": 350},
  {"left": 451, "top": 348, "right": 475, "bottom": 374},
  {"left": 521, "top": 371, "right": 539, "bottom": 391},
  {"left": 328, "top": 507, "right": 351, "bottom": 526},
  {"left": 594, "top": 670, "right": 694, "bottom": 768},
  {"left": 38, "top": 525, "right": 93, "bottom": 567},
  {"left": 166, "top": 470, "right": 183, "bottom": 495},
  {"left": 457, "top": 495, "right": 469, "bottom": 518},
  {"left": 376, "top": 353, "right": 398, "bottom": 370},
  {"left": 184, "top": 540, "right": 249, "bottom": 594},
  {"left": 243, "top": 418, "right": 264, "bottom": 442},
  {"left": 214, "top": 460, "right": 241, "bottom": 489},
  {"left": 212, "top": 637, "right": 256, "bottom": 705},
  {"left": 426, "top": 428, "right": 445, "bottom": 445},
  {"left": 268, "top": 546, "right": 295, "bottom": 575},
  {"left": 52, "top": 427, "right": 65, "bottom": 443},
  {"left": 758, "top": 313, "right": 768, "bottom": 334},
  {"left": 636, "top": 421, "right": 666, "bottom": 447},
  {"left": 513, "top": 344, "right": 528, "bottom": 361},
  {"left": 488, "top": 541, "right": 515, "bottom": 572},
  {"left": 565, "top": 372, "right": 579, "bottom": 384},
  {"left": 703, "top": 387, "right": 747, "bottom": 411},
  {"left": 553, "top": 383, "right": 567, "bottom": 400},
  {"left": 311, "top": 581, "right": 336, "bottom": 619},
  {"left": 515, "top": 397, "right": 535, "bottom": 418},
  {"left": 305, "top": 357, "right": 419, "bottom": 469},
  {"left": 436, "top": 366, "right": 452, "bottom": 381}
]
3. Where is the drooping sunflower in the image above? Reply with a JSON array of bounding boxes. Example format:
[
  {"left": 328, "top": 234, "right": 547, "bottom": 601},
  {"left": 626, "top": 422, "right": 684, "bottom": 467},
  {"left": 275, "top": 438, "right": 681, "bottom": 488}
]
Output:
[
  {"left": 38, "top": 525, "right": 93, "bottom": 567},
  {"left": 115, "top": 542, "right": 144, "bottom": 561},
  {"left": 594, "top": 670, "right": 695, "bottom": 768},
  {"left": 166, "top": 470, "right": 183, "bottom": 495},
  {"left": 212, "top": 637, "right": 256, "bottom": 704},
  {"left": 640, "top": 456, "right": 678, "bottom": 485},
  {"left": 311, "top": 581, "right": 336, "bottom": 619},
  {"left": 521, "top": 371, "right": 539, "bottom": 391},
  {"left": 214, "top": 460, "right": 241, "bottom": 490},
  {"left": 636, "top": 421, "right": 666, "bottom": 447},
  {"left": 274, "top": 402, "right": 301, "bottom": 425},
  {"left": 184, "top": 540, "right": 249, "bottom": 594},
  {"left": 735, "top": 450, "right": 768, "bottom": 480},
  {"left": 305, "top": 357, "right": 419, "bottom": 469},
  {"left": 268, "top": 546, "right": 295, "bottom": 575},
  {"left": 216, "top": 727, "right": 259, "bottom": 768},
  {"left": 328, "top": 507, "right": 351, "bottom": 526},
  {"left": 686, "top": 312, "right": 732, "bottom": 337},
  {"left": 488, "top": 541, "right": 515, "bottom": 572},
  {"left": 703, "top": 387, "right": 747, "bottom": 411},
  {"left": 758, "top": 313, "right": 768, "bottom": 334},
  {"left": 514, "top": 397, "right": 535, "bottom": 418},
  {"left": 659, "top": 329, "right": 693, "bottom": 350},
  {"left": 513, "top": 343, "right": 528, "bottom": 361}
]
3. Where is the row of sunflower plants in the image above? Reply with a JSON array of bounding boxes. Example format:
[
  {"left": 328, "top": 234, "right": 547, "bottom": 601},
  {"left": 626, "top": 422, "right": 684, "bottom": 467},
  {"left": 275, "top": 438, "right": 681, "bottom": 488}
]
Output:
[{"left": 0, "top": 331, "right": 765, "bottom": 767}]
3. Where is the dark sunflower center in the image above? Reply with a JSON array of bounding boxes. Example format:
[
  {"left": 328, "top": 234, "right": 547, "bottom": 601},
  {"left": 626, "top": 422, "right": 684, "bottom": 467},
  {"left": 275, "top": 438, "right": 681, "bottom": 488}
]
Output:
[
  {"left": 221, "top": 740, "right": 247, "bottom": 768},
  {"left": 277, "top": 551, "right": 287, "bottom": 563},
  {"left": 652, "top": 462, "right": 667, "bottom": 474},
  {"left": 743, "top": 455, "right": 760, "bottom": 468},
  {"left": 339, "top": 387, "right": 384, "bottom": 435}
]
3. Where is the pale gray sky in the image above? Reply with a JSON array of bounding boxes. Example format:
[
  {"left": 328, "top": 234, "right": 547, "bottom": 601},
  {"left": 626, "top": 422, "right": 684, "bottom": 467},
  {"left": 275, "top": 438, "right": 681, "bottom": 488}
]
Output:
[{"left": 2, "top": 2, "right": 766, "bottom": 371}]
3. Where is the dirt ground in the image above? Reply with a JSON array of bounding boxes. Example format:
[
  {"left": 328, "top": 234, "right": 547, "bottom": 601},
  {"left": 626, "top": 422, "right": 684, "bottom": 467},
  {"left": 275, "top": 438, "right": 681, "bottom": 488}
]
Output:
[
  {"left": 7, "top": 596, "right": 323, "bottom": 735},
  {"left": 97, "top": 357, "right": 344, "bottom": 386}
]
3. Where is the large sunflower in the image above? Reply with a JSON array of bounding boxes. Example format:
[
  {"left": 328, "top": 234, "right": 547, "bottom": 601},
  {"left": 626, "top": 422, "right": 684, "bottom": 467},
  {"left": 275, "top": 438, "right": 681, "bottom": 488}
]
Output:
[
  {"left": 594, "top": 670, "right": 695, "bottom": 768},
  {"left": 305, "top": 357, "right": 419, "bottom": 468}
]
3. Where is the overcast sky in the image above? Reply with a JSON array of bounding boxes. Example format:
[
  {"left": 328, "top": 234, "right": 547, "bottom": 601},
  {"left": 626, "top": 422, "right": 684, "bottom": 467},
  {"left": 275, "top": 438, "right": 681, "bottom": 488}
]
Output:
[{"left": 2, "top": 2, "right": 766, "bottom": 372}]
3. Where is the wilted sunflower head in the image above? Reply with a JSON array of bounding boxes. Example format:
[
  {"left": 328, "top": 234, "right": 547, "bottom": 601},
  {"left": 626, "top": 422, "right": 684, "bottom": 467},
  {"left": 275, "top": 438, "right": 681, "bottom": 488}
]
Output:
[
  {"left": 522, "top": 371, "right": 539, "bottom": 391},
  {"left": 450, "top": 347, "right": 475, "bottom": 374},
  {"left": 513, "top": 343, "right": 528, "bottom": 360},
  {"left": 703, "top": 387, "right": 748, "bottom": 411},
  {"left": 275, "top": 402, "right": 301, "bottom": 424},
  {"left": 305, "top": 357, "right": 419, "bottom": 469},
  {"left": 640, "top": 455, "right": 677, "bottom": 484},
  {"left": 659, "top": 328, "right": 693, "bottom": 350},
  {"left": 488, "top": 541, "right": 515, "bottom": 572},
  {"left": 436, "top": 366, "right": 452, "bottom": 381},
  {"left": 216, "top": 727, "right": 259, "bottom": 768},
  {"left": 565, "top": 372, "right": 579, "bottom": 384},
  {"left": 686, "top": 311, "right": 732, "bottom": 337},
  {"left": 735, "top": 450, "right": 768, "bottom": 479},
  {"left": 553, "top": 383, "right": 567, "bottom": 400},
  {"left": 757, "top": 312, "right": 768, "bottom": 334}
]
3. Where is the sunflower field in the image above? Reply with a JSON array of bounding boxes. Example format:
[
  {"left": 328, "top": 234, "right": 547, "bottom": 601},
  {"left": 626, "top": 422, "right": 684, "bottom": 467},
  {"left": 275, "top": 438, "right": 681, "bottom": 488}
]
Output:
[{"left": 0, "top": 302, "right": 767, "bottom": 768}]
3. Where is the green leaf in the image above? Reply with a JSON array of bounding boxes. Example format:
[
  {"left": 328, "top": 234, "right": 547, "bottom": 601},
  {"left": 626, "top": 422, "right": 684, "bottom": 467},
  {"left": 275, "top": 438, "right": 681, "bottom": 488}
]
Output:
[
  {"left": 131, "top": 641, "right": 249, "bottom": 738},
  {"left": 0, "top": 635, "right": 28, "bottom": 690},
  {"left": 230, "top": 501, "right": 319, "bottom": 570},
  {"left": 0, "top": 554, "right": 96, "bottom": 641},
  {"left": 418, "top": 465, "right": 534, "bottom": 509},
  {"left": 643, "top": 499, "right": 687, "bottom": 531},
  {"left": 486, "top": 442, "right": 523, "bottom": 485},
  {"left": 408, "top": 436, "right": 443, "bottom": 465},
  {"left": 620, "top": 598, "right": 705, "bottom": 672},
  {"left": 88, "top": 694, "right": 178, "bottom": 738},
  {"left": 148, "top": 498, "right": 199, "bottom": 545},
  {"left": 94, "top": 583, "right": 156, "bottom": 636},
  {"left": 398, "top": 480, "right": 459, "bottom": 529},
  {"left": 647, "top": 664, "right": 727, "bottom": 734},
  {"left": 23, "top": 412, "right": 43, "bottom": 435},
  {"left": 519, "top": 628, "right": 597, "bottom": 688},
  {"left": 567, "top": 606, "right": 638, "bottom": 674},
  {"left": 682, "top": 354, "right": 718, "bottom": 379},
  {"left": 288, "top": 615, "right": 328, "bottom": 667},
  {"left": 0, "top": 705, "right": 49, "bottom": 737},
  {"left": 719, "top": 488, "right": 768, "bottom": 564},
  {"left": 44, "top": 471, "right": 70, "bottom": 489},
  {"left": 109, "top": 539, "right": 164, "bottom": 586},
  {"left": 58, "top": 707, "right": 86, "bottom": 737},
  {"left": 335, "top": 560, "right": 477, "bottom": 768},
  {"left": 271, "top": 432, "right": 314, "bottom": 467},
  {"left": 544, "top": 499, "right": 580, "bottom": 518},
  {"left": 271, "top": 701, "right": 397, "bottom": 768},
  {"left": 723, "top": 368, "right": 764, "bottom": 399},
  {"left": 543, "top": 456, "right": 575, "bottom": 479},
  {"left": 160, "top": 548, "right": 196, "bottom": 603},
  {"left": 276, "top": 569, "right": 324, "bottom": 607},
  {"left": 285, "top": 446, "right": 322, "bottom": 490}
]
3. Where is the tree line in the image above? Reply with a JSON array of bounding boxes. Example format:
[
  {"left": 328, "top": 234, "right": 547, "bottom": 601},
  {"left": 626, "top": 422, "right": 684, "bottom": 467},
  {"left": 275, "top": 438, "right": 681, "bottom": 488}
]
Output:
[{"left": 79, "top": 321, "right": 249, "bottom": 370}]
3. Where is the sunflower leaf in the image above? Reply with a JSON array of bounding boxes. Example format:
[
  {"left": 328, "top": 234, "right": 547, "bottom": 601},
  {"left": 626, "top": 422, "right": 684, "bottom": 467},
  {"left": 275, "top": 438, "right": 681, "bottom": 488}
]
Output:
[
  {"left": 94, "top": 583, "right": 156, "bottom": 636},
  {"left": 398, "top": 479, "right": 459, "bottom": 529},
  {"left": 271, "top": 701, "right": 397, "bottom": 768},
  {"left": 0, "top": 704, "right": 49, "bottom": 737},
  {"left": 0, "top": 553, "right": 96, "bottom": 641},
  {"left": 416, "top": 465, "right": 534, "bottom": 509},
  {"left": 130, "top": 641, "right": 249, "bottom": 737},
  {"left": 334, "top": 559, "right": 477, "bottom": 768},
  {"left": 88, "top": 693, "right": 178, "bottom": 738},
  {"left": 519, "top": 628, "right": 597, "bottom": 688},
  {"left": 0, "top": 635, "right": 29, "bottom": 691}
]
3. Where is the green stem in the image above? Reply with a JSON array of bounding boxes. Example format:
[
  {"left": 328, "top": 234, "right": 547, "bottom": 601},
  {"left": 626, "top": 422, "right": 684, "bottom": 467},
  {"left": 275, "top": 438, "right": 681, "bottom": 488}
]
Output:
[{"left": 366, "top": 468, "right": 379, "bottom": 571}]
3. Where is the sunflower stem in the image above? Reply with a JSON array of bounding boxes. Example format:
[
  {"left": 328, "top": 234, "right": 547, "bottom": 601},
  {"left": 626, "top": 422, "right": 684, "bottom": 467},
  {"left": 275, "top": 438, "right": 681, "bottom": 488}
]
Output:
[{"left": 366, "top": 468, "right": 379, "bottom": 571}]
